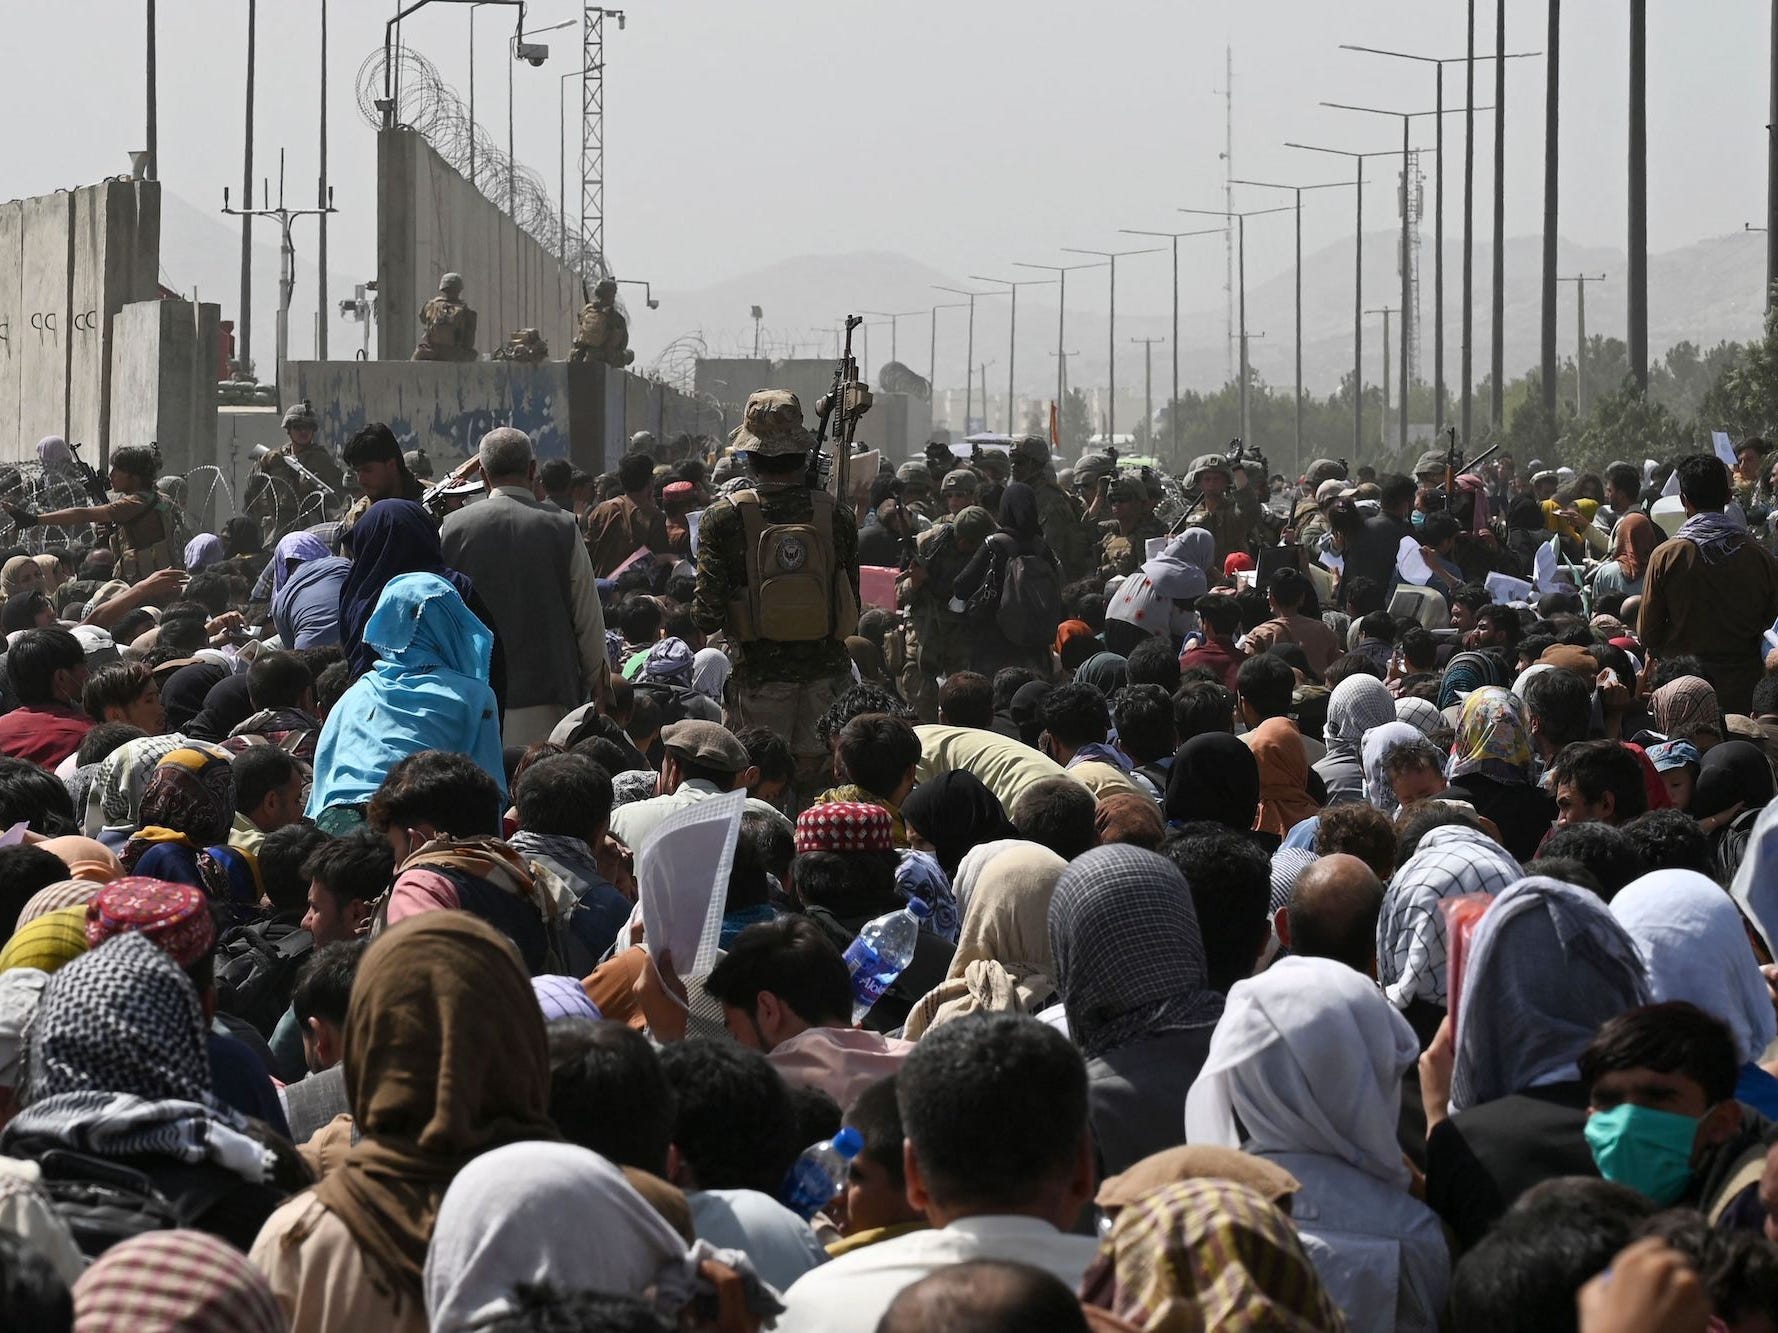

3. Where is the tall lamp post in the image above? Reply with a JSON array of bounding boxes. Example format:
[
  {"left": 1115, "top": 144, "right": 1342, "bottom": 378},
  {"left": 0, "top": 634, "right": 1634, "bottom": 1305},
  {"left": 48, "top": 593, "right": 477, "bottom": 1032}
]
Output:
[
  {"left": 1227, "top": 178, "right": 1355, "bottom": 478},
  {"left": 1116, "top": 226, "right": 1222, "bottom": 460},
  {"left": 1012, "top": 260, "right": 1107, "bottom": 429},
  {"left": 1177, "top": 205, "right": 1293, "bottom": 451},
  {"left": 968, "top": 275, "right": 1056, "bottom": 434},
  {"left": 928, "top": 301, "right": 969, "bottom": 435},
  {"left": 1339, "top": 44, "right": 1537, "bottom": 436},
  {"left": 1059, "top": 246, "right": 1164, "bottom": 442},
  {"left": 1365, "top": 306, "right": 1398, "bottom": 443},
  {"left": 1284, "top": 140, "right": 1408, "bottom": 460},
  {"left": 860, "top": 311, "right": 922, "bottom": 377},
  {"left": 934, "top": 285, "right": 1006, "bottom": 434}
]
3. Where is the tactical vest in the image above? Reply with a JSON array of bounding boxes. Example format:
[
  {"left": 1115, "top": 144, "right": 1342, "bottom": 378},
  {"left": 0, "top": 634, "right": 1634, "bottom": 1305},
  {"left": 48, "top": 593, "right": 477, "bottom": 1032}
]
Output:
[
  {"left": 114, "top": 491, "right": 174, "bottom": 582},
  {"left": 727, "top": 489, "right": 858, "bottom": 644}
]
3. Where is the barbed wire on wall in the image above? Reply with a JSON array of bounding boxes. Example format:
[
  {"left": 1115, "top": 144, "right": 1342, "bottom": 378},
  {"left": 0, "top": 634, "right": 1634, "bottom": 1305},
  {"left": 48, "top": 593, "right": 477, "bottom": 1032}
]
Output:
[
  {"left": 356, "top": 46, "right": 606, "bottom": 283},
  {"left": 647, "top": 332, "right": 708, "bottom": 394}
]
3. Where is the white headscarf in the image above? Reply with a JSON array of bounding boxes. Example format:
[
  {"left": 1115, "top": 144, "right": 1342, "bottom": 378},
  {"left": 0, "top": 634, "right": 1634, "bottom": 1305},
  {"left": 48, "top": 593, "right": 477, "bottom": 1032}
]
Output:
[
  {"left": 0, "top": 968, "right": 48, "bottom": 1089},
  {"left": 1322, "top": 675, "right": 1397, "bottom": 766},
  {"left": 1611, "top": 870, "right": 1776, "bottom": 1066},
  {"left": 691, "top": 647, "right": 732, "bottom": 701},
  {"left": 1186, "top": 955, "right": 1420, "bottom": 1189},
  {"left": 425, "top": 1143, "right": 694, "bottom": 1332},
  {"left": 1376, "top": 823, "right": 1523, "bottom": 1011},
  {"left": 950, "top": 837, "right": 1029, "bottom": 918},
  {"left": 1730, "top": 798, "right": 1778, "bottom": 959},
  {"left": 1360, "top": 720, "right": 1425, "bottom": 814},
  {"left": 1448, "top": 877, "right": 1650, "bottom": 1114}
]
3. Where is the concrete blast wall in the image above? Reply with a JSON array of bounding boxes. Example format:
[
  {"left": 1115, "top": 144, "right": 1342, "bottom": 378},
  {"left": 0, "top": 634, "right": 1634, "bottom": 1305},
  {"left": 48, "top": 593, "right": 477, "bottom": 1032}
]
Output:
[
  {"left": 377, "top": 129, "right": 581, "bottom": 363},
  {"left": 110, "top": 299, "right": 221, "bottom": 480},
  {"left": 696, "top": 356, "right": 932, "bottom": 462},
  {"left": 0, "top": 180, "right": 160, "bottom": 464}
]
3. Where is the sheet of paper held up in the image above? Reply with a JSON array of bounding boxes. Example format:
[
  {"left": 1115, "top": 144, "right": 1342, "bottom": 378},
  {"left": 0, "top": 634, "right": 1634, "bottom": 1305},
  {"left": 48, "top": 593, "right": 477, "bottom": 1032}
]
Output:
[
  {"left": 1713, "top": 431, "right": 1739, "bottom": 470},
  {"left": 637, "top": 789, "right": 744, "bottom": 978},
  {"left": 1394, "top": 536, "right": 1435, "bottom": 587},
  {"left": 1532, "top": 534, "right": 1560, "bottom": 591},
  {"left": 1485, "top": 571, "right": 1535, "bottom": 605}
]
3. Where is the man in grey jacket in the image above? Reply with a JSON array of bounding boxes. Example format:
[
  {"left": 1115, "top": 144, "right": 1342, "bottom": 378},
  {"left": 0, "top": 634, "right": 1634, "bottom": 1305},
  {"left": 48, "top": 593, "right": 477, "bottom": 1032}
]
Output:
[{"left": 442, "top": 427, "right": 610, "bottom": 746}]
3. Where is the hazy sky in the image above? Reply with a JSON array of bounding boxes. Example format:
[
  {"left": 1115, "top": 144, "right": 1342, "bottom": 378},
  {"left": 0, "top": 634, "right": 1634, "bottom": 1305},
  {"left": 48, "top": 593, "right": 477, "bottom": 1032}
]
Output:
[{"left": 2, "top": 0, "right": 1770, "bottom": 352}]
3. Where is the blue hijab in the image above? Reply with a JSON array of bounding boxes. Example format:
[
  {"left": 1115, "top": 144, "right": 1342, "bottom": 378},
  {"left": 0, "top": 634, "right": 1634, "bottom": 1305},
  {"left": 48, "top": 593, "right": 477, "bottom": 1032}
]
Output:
[
  {"left": 307, "top": 572, "right": 506, "bottom": 817},
  {"left": 338, "top": 499, "right": 474, "bottom": 678}
]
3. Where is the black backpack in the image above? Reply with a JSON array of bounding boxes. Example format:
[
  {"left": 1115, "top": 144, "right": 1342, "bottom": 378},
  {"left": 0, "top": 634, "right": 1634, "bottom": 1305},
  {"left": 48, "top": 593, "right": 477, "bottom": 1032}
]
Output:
[
  {"left": 213, "top": 920, "right": 314, "bottom": 1037},
  {"left": 996, "top": 548, "right": 1062, "bottom": 648},
  {"left": 34, "top": 1149, "right": 235, "bottom": 1259},
  {"left": 631, "top": 678, "right": 692, "bottom": 729}
]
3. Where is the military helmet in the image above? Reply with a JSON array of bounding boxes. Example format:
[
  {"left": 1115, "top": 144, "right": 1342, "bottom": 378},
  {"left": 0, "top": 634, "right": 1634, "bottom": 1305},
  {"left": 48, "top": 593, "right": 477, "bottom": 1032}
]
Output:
[
  {"left": 281, "top": 400, "right": 318, "bottom": 431},
  {"left": 1413, "top": 448, "right": 1447, "bottom": 480},
  {"left": 940, "top": 468, "right": 980, "bottom": 497},
  {"left": 1073, "top": 452, "right": 1115, "bottom": 487},
  {"left": 974, "top": 449, "right": 1011, "bottom": 479},
  {"left": 1106, "top": 474, "right": 1145, "bottom": 503},
  {"left": 896, "top": 460, "right": 932, "bottom": 490},
  {"left": 1186, "top": 453, "right": 1233, "bottom": 487},
  {"left": 439, "top": 272, "right": 464, "bottom": 294},
  {"left": 1304, "top": 457, "right": 1346, "bottom": 488},
  {"left": 627, "top": 431, "right": 658, "bottom": 457},
  {"left": 404, "top": 448, "right": 434, "bottom": 480},
  {"left": 1011, "top": 433, "right": 1051, "bottom": 466}
]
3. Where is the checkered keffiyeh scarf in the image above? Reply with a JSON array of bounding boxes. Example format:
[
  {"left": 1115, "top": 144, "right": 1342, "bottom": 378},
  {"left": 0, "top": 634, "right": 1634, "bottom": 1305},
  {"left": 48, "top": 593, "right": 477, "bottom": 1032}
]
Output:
[
  {"left": 72, "top": 1228, "right": 285, "bottom": 1333},
  {"left": 0, "top": 934, "right": 273, "bottom": 1183},
  {"left": 1048, "top": 845, "right": 1224, "bottom": 1060},
  {"left": 794, "top": 801, "right": 894, "bottom": 855},
  {"left": 1376, "top": 824, "right": 1523, "bottom": 1010}
]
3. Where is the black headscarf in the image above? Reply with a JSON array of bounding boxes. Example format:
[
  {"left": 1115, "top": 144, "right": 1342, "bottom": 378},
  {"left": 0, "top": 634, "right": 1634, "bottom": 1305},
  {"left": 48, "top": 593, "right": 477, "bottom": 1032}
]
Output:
[
  {"left": 996, "top": 482, "right": 1042, "bottom": 542},
  {"left": 1165, "top": 732, "right": 1260, "bottom": 831},
  {"left": 184, "top": 674, "right": 255, "bottom": 743},
  {"left": 338, "top": 499, "right": 475, "bottom": 679},
  {"left": 1693, "top": 740, "right": 1775, "bottom": 821},
  {"left": 1, "top": 591, "right": 48, "bottom": 633},
  {"left": 1009, "top": 680, "right": 1054, "bottom": 748},
  {"left": 900, "top": 770, "right": 1019, "bottom": 878}
]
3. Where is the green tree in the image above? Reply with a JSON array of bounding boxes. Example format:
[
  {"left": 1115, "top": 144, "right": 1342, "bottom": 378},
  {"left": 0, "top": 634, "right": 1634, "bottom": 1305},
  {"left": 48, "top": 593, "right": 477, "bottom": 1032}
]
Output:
[
  {"left": 1698, "top": 309, "right": 1778, "bottom": 440},
  {"left": 1563, "top": 383, "right": 1688, "bottom": 476},
  {"left": 1060, "top": 387, "right": 1094, "bottom": 454}
]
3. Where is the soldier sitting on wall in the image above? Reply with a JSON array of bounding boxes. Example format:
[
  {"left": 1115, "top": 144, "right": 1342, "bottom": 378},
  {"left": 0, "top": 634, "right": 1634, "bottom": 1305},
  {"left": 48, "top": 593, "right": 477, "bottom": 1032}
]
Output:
[
  {"left": 569, "top": 278, "right": 634, "bottom": 367},
  {"left": 492, "top": 328, "right": 551, "bottom": 362},
  {"left": 413, "top": 273, "right": 479, "bottom": 362}
]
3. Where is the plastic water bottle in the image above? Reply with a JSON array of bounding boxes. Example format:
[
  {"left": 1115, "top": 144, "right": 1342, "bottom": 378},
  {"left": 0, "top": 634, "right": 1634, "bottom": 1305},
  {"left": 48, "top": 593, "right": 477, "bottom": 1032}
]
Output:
[
  {"left": 781, "top": 1126, "right": 864, "bottom": 1220},
  {"left": 842, "top": 898, "right": 930, "bottom": 1025}
]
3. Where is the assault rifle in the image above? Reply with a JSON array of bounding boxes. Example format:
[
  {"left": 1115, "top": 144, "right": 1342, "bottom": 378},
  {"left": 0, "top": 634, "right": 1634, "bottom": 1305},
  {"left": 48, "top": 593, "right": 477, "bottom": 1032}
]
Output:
[{"left": 811, "top": 314, "right": 872, "bottom": 498}]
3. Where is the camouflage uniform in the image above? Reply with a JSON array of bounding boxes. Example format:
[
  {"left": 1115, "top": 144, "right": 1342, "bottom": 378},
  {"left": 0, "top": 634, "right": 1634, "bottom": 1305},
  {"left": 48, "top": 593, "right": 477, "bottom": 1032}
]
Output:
[
  {"left": 1182, "top": 453, "right": 1266, "bottom": 567},
  {"left": 1009, "top": 435, "right": 1097, "bottom": 581},
  {"left": 413, "top": 274, "right": 478, "bottom": 362},
  {"left": 570, "top": 279, "right": 634, "bottom": 367},
  {"left": 691, "top": 391, "right": 859, "bottom": 792},
  {"left": 245, "top": 402, "right": 344, "bottom": 534}
]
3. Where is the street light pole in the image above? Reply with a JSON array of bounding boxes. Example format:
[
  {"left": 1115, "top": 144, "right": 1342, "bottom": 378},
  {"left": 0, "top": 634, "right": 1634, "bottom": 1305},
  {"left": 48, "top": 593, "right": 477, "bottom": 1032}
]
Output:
[
  {"left": 1179, "top": 205, "right": 1292, "bottom": 448},
  {"left": 1366, "top": 307, "right": 1397, "bottom": 441},
  {"left": 935, "top": 285, "right": 1008, "bottom": 433},
  {"left": 970, "top": 277, "right": 1057, "bottom": 434},
  {"left": 861, "top": 311, "right": 922, "bottom": 369},
  {"left": 1229, "top": 178, "right": 1356, "bottom": 479},
  {"left": 1014, "top": 260, "right": 1107, "bottom": 433},
  {"left": 1118, "top": 226, "right": 1222, "bottom": 461},
  {"left": 1629, "top": 0, "right": 1649, "bottom": 393},
  {"left": 928, "top": 301, "right": 968, "bottom": 435},
  {"left": 1557, "top": 273, "right": 1606, "bottom": 416},
  {"left": 1285, "top": 141, "right": 1409, "bottom": 461},
  {"left": 1060, "top": 246, "right": 1165, "bottom": 443},
  {"left": 1131, "top": 337, "right": 1164, "bottom": 451},
  {"left": 1542, "top": 0, "right": 1561, "bottom": 430}
]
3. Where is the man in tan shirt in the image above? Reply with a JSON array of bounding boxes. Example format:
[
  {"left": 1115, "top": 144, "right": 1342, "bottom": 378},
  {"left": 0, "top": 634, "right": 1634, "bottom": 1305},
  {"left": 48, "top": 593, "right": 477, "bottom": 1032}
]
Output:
[
  {"left": 585, "top": 451, "right": 669, "bottom": 577},
  {"left": 1244, "top": 566, "right": 1341, "bottom": 679}
]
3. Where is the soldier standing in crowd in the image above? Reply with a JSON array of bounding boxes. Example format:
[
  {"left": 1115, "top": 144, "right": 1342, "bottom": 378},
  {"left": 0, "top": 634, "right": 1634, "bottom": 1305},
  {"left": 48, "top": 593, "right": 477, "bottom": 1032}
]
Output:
[
  {"left": 897, "top": 461, "right": 937, "bottom": 521},
  {"left": 4, "top": 444, "right": 177, "bottom": 580},
  {"left": 1093, "top": 473, "right": 1168, "bottom": 579},
  {"left": 692, "top": 390, "right": 859, "bottom": 796},
  {"left": 900, "top": 505, "right": 995, "bottom": 720},
  {"left": 1010, "top": 434, "right": 1096, "bottom": 581},
  {"left": 935, "top": 467, "right": 980, "bottom": 523},
  {"left": 244, "top": 401, "right": 344, "bottom": 536},
  {"left": 412, "top": 273, "right": 479, "bottom": 362},
  {"left": 1183, "top": 451, "right": 1265, "bottom": 565}
]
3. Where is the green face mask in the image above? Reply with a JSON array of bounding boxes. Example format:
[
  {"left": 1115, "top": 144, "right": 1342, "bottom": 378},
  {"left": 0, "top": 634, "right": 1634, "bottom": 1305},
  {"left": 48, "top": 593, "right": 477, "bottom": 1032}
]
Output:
[{"left": 1583, "top": 1102, "right": 1704, "bottom": 1206}]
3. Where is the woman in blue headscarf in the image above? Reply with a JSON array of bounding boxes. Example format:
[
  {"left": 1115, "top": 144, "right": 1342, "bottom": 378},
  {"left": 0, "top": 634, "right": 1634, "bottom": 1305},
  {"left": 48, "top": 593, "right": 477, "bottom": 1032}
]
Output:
[
  {"left": 337, "top": 499, "right": 505, "bottom": 712},
  {"left": 308, "top": 572, "right": 506, "bottom": 830}
]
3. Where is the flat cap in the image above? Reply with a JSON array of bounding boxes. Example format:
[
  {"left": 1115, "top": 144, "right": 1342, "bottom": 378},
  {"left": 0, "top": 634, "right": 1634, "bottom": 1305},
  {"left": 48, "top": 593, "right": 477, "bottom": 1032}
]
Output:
[
  {"left": 1413, "top": 449, "right": 1447, "bottom": 478},
  {"left": 660, "top": 719, "right": 749, "bottom": 773}
]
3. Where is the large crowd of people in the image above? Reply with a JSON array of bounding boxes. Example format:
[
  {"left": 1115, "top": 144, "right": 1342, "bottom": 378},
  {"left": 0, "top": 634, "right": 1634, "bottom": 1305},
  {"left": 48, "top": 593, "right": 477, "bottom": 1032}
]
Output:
[{"left": 0, "top": 403, "right": 1775, "bottom": 1333}]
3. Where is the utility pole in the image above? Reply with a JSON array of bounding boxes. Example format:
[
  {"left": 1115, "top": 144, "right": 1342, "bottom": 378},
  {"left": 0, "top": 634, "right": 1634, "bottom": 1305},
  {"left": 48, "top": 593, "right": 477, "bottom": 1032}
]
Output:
[
  {"left": 239, "top": 0, "right": 256, "bottom": 372},
  {"left": 1216, "top": 47, "right": 1236, "bottom": 382},
  {"left": 1014, "top": 261, "right": 1107, "bottom": 436},
  {"left": 928, "top": 302, "right": 967, "bottom": 428},
  {"left": 861, "top": 311, "right": 920, "bottom": 368},
  {"left": 1463, "top": 0, "right": 1476, "bottom": 444},
  {"left": 1492, "top": 0, "right": 1508, "bottom": 430},
  {"left": 1231, "top": 177, "right": 1358, "bottom": 480},
  {"left": 1118, "top": 227, "right": 1222, "bottom": 460},
  {"left": 223, "top": 151, "right": 336, "bottom": 407},
  {"left": 1769, "top": 0, "right": 1778, "bottom": 312},
  {"left": 1541, "top": 0, "right": 1560, "bottom": 431},
  {"left": 1131, "top": 337, "right": 1163, "bottom": 451},
  {"left": 145, "top": 0, "right": 157, "bottom": 181},
  {"left": 970, "top": 277, "right": 1056, "bottom": 435},
  {"left": 1060, "top": 246, "right": 1164, "bottom": 443},
  {"left": 317, "top": 0, "right": 329, "bottom": 359},
  {"left": 1366, "top": 307, "right": 1397, "bottom": 447},
  {"left": 1286, "top": 141, "right": 1410, "bottom": 462},
  {"left": 1628, "top": 0, "right": 1649, "bottom": 392},
  {"left": 1558, "top": 273, "right": 1606, "bottom": 417},
  {"left": 935, "top": 286, "right": 1007, "bottom": 434},
  {"left": 1180, "top": 206, "right": 1292, "bottom": 453}
]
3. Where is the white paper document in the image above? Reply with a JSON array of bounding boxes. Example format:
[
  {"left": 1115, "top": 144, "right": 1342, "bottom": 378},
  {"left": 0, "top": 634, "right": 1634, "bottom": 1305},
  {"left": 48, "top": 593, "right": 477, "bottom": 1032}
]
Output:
[{"left": 637, "top": 789, "right": 744, "bottom": 977}]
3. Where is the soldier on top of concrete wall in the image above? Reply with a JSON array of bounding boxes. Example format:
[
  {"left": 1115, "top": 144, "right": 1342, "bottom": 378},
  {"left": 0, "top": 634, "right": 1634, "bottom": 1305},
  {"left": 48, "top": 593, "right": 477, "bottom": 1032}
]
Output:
[
  {"left": 3, "top": 444, "right": 177, "bottom": 581},
  {"left": 413, "top": 273, "right": 479, "bottom": 362},
  {"left": 570, "top": 278, "right": 634, "bottom": 367}
]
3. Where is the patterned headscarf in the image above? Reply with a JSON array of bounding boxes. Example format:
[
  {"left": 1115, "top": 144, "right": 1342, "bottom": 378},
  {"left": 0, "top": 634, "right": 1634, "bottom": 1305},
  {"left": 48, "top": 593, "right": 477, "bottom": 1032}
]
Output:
[
  {"left": 894, "top": 850, "right": 959, "bottom": 944},
  {"left": 86, "top": 879, "right": 218, "bottom": 968},
  {"left": 641, "top": 636, "right": 694, "bottom": 687},
  {"left": 1048, "top": 845, "right": 1224, "bottom": 1060},
  {"left": 1376, "top": 823, "right": 1523, "bottom": 1011},
  {"left": 1437, "top": 651, "right": 1503, "bottom": 711},
  {"left": 1268, "top": 848, "right": 1318, "bottom": 917},
  {"left": 1651, "top": 675, "right": 1724, "bottom": 749},
  {"left": 84, "top": 734, "right": 191, "bottom": 837},
  {"left": 1079, "top": 1179, "right": 1347, "bottom": 1333},
  {"left": 1321, "top": 675, "right": 1397, "bottom": 765},
  {"left": 14, "top": 879, "right": 102, "bottom": 929},
  {"left": 72, "top": 1229, "right": 285, "bottom": 1333},
  {"left": 1360, "top": 721, "right": 1425, "bottom": 814},
  {"left": 1394, "top": 695, "right": 1444, "bottom": 738},
  {"left": 531, "top": 974, "right": 603, "bottom": 1023},
  {"left": 1447, "top": 687, "right": 1534, "bottom": 784},
  {"left": 132, "top": 748, "right": 235, "bottom": 849}
]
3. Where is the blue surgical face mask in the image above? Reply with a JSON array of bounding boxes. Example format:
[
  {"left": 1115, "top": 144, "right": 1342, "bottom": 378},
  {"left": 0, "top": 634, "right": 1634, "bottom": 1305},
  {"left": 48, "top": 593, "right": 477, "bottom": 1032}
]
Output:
[
  {"left": 1583, "top": 1102, "right": 1705, "bottom": 1206},
  {"left": 1410, "top": 509, "right": 1428, "bottom": 529}
]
